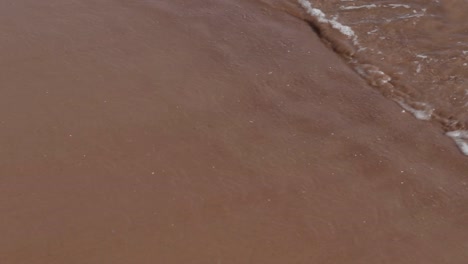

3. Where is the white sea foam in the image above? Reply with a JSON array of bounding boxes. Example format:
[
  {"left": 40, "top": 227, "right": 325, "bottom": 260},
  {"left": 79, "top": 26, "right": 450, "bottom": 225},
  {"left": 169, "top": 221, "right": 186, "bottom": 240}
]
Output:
[
  {"left": 446, "top": 131, "right": 468, "bottom": 155},
  {"left": 340, "top": 4, "right": 410, "bottom": 10},
  {"left": 396, "top": 101, "right": 433, "bottom": 120},
  {"left": 387, "top": 4, "right": 411, "bottom": 9},
  {"left": 354, "top": 64, "right": 392, "bottom": 86},
  {"left": 298, "top": 0, "right": 357, "bottom": 42},
  {"left": 340, "top": 4, "right": 377, "bottom": 10},
  {"left": 416, "top": 63, "right": 422, "bottom": 73}
]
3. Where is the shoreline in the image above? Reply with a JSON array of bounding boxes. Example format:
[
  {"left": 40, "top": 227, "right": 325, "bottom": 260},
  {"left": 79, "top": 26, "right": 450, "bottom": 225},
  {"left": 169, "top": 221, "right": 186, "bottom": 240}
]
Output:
[{"left": 293, "top": 0, "right": 468, "bottom": 156}]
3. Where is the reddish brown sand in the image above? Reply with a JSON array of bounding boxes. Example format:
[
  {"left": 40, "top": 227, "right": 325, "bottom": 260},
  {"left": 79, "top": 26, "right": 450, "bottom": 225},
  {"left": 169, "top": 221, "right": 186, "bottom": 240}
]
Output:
[{"left": 1, "top": 0, "right": 468, "bottom": 263}]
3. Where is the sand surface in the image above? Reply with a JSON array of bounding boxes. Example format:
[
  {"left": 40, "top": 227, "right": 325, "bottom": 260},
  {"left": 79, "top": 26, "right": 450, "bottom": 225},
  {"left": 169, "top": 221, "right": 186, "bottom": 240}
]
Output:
[{"left": 1, "top": 0, "right": 468, "bottom": 263}]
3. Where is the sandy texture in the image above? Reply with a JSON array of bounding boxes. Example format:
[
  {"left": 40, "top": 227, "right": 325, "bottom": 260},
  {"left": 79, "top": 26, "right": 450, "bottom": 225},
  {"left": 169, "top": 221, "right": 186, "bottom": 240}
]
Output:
[{"left": 1, "top": 0, "right": 467, "bottom": 263}]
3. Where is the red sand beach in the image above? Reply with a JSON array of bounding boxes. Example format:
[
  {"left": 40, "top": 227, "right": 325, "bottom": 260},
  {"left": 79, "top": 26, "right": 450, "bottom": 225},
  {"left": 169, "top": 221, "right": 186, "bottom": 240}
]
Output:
[{"left": 1, "top": 0, "right": 467, "bottom": 263}]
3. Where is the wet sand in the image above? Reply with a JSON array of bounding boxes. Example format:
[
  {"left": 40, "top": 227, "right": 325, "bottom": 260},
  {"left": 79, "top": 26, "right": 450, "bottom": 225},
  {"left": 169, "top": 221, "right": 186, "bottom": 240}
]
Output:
[{"left": 1, "top": 0, "right": 468, "bottom": 263}]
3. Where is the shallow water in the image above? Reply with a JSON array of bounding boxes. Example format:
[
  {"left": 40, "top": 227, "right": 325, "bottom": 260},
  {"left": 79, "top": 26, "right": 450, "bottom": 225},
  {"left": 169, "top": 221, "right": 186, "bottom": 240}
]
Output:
[{"left": 297, "top": 0, "right": 468, "bottom": 154}]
